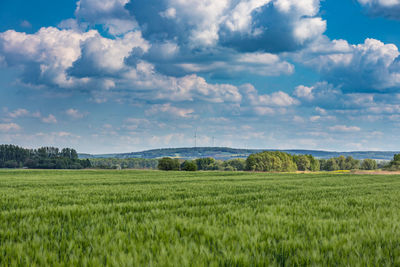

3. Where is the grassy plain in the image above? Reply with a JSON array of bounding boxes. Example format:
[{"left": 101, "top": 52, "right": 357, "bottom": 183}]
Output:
[{"left": 0, "top": 169, "right": 400, "bottom": 266}]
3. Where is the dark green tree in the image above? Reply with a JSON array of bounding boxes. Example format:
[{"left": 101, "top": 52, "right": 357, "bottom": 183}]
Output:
[
  {"left": 158, "top": 157, "right": 180, "bottom": 171},
  {"left": 195, "top": 157, "right": 215, "bottom": 170},
  {"left": 181, "top": 160, "right": 197, "bottom": 171}
]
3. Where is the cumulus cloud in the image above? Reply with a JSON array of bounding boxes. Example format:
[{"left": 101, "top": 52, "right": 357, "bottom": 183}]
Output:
[
  {"left": 0, "top": 27, "right": 98, "bottom": 88},
  {"left": 293, "top": 82, "right": 343, "bottom": 108},
  {"left": 129, "top": 0, "right": 325, "bottom": 53},
  {"left": 358, "top": 0, "right": 400, "bottom": 20},
  {"left": 174, "top": 52, "right": 294, "bottom": 78},
  {"left": 241, "top": 84, "right": 298, "bottom": 115},
  {"left": 68, "top": 31, "right": 149, "bottom": 77},
  {"left": 243, "top": 84, "right": 298, "bottom": 107},
  {"left": 0, "top": 26, "right": 249, "bottom": 104},
  {"left": 74, "top": 0, "right": 137, "bottom": 35},
  {"left": 298, "top": 38, "right": 400, "bottom": 92}
]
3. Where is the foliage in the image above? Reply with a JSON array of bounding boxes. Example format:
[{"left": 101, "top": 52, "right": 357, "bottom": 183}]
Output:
[
  {"left": 361, "top": 159, "right": 378, "bottom": 170},
  {"left": 89, "top": 158, "right": 158, "bottom": 169},
  {"left": 223, "top": 158, "right": 246, "bottom": 171},
  {"left": 384, "top": 154, "right": 400, "bottom": 171},
  {"left": 246, "top": 151, "right": 297, "bottom": 172},
  {"left": 320, "top": 156, "right": 360, "bottom": 171},
  {"left": 0, "top": 144, "right": 90, "bottom": 169},
  {"left": 1, "top": 170, "right": 400, "bottom": 265},
  {"left": 158, "top": 157, "right": 180, "bottom": 171},
  {"left": 181, "top": 160, "right": 198, "bottom": 171},
  {"left": 195, "top": 157, "right": 215, "bottom": 170},
  {"left": 293, "top": 155, "right": 311, "bottom": 171}
]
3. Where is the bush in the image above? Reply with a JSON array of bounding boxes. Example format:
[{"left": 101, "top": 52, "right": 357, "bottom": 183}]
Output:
[
  {"left": 181, "top": 160, "right": 197, "bottom": 171},
  {"left": 224, "top": 158, "right": 246, "bottom": 171},
  {"left": 195, "top": 158, "right": 215, "bottom": 170},
  {"left": 4, "top": 160, "right": 18, "bottom": 168},
  {"left": 361, "top": 159, "right": 377, "bottom": 170},
  {"left": 384, "top": 154, "right": 400, "bottom": 171},
  {"left": 158, "top": 157, "right": 180, "bottom": 171}
]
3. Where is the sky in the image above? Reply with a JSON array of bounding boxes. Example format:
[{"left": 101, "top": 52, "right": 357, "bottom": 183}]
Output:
[{"left": 0, "top": 0, "right": 400, "bottom": 154}]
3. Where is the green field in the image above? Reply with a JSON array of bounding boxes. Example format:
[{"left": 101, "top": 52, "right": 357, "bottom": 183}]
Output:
[{"left": 1, "top": 170, "right": 400, "bottom": 266}]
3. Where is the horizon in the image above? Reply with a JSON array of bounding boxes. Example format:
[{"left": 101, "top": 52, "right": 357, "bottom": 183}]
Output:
[{"left": 1, "top": 0, "right": 400, "bottom": 153}]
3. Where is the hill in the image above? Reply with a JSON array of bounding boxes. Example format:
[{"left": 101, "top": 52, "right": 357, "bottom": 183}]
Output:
[{"left": 79, "top": 147, "right": 399, "bottom": 161}]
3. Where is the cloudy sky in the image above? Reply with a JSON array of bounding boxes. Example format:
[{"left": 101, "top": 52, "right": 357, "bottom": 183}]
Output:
[{"left": 1, "top": 0, "right": 400, "bottom": 153}]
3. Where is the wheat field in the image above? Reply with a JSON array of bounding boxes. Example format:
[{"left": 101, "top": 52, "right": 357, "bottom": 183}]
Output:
[{"left": 0, "top": 169, "right": 399, "bottom": 266}]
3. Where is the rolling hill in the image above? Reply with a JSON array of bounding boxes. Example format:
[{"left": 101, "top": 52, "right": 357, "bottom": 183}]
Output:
[{"left": 79, "top": 147, "right": 399, "bottom": 161}]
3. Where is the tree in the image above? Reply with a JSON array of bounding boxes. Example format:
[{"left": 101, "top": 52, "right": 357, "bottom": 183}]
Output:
[
  {"left": 294, "top": 155, "right": 311, "bottom": 171},
  {"left": 0, "top": 144, "right": 90, "bottom": 169},
  {"left": 181, "top": 160, "right": 197, "bottom": 171},
  {"left": 345, "top": 156, "right": 360, "bottom": 170},
  {"left": 385, "top": 154, "right": 400, "bottom": 171},
  {"left": 325, "top": 158, "right": 339, "bottom": 171},
  {"left": 361, "top": 159, "right": 377, "bottom": 170},
  {"left": 195, "top": 158, "right": 215, "bottom": 170},
  {"left": 308, "top": 155, "right": 320, "bottom": 171},
  {"left": 158, "top": 157, "right": 180, "bottom": 171},
  {"left": 246, "top": 151, "right": 297, "bottom": 172},
  {"left": 224, "top": 158, "right": 246, "bottom": 171},
  {"left": 337, "top": 156, "right": 346, "bottom": 170}
]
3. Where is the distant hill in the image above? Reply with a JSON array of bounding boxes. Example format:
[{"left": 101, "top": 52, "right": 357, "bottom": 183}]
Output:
[{"left": 79, "top": 147, "right": 399, "bottom": 161}]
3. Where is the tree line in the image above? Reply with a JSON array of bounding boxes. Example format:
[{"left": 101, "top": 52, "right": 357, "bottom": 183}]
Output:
[
  {"left": 89, "top": 158, "right": 158, "bottom": 169},
  {"left": 0, "top": 145, "right": 90, "bottom": 169},
  {"left": 158, "top": 151, "right": 397, "bottom": 172},
  {"left": 2, "top": 144, "right": 400, "bottom": 172}
]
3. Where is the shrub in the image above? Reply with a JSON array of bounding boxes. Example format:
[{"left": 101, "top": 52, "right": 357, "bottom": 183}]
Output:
[
  {"left": 181, "top": 160, "right": 197, "bottom": 171},
  {"left": 361, "top": 159, "right": 377, "bottom": 170},
  {"left": 158, "top": 157, "right": 180, "bottom": 171}
]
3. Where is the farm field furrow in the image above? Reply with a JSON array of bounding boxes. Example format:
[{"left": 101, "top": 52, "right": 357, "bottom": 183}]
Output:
[{"left": 0, "top": 170, "right": 400, "bottom": 266}]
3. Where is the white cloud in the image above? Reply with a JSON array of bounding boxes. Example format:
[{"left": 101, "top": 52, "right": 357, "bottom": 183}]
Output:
[
  {"left": 145, "top": 104, "right": 195, "bottom": 118},
  {"left": 74, "top": 0, "right": 137, "bottom": 35},
  {"left": 176, "top": 53, "right": 294, "bottom": 77},
  {"left": 8, "top": 109, "right": 29, "bottom": 118},
  {"left": 41, "top": 114, "right": 57, "bottom": 124},
  {"left": 244, "top": 84, "right": 298, "bottom": 107},
  {"left": 69, "top": 31, "right": 149, "bottom": 76},
  {"left": 315, "top": 107, "right": 327, "bottom": 115},
  {"left": 298, "top": 38, "right": 400, "bottom": 92},
  {"left": 20, "top": 20, "right": 32, "bottom": 28},
  {"left": 241, "top": 84, "right": 298, "bottom": 115},
  {"left": 293, "top": 115, "right": 305, "bottom": 123},
  {"left": 329, "top": 125, "right": 361, "bottom": 132},
  {"left": 130, "top": 0, "right": 325, "bottom": 52},
  {"left": 310, "top": 115, "right": 336, "bottom": 122},
  {"left": 0, "top": 123, "right": 21, "bottom": 132},
  {"left": 294, "top": 85, "right": 314, "bottom": 100},
  {"left": 357, "top": 0, "right": 400, "bottom": 19},
  {"left": 66, "top": 109, "right": 86, "bottom": 119},
  {"left": 0, "top": 27, "right": 98, "bottom": 88}
]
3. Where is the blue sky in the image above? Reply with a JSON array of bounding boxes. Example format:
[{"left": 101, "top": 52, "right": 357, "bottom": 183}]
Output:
[{"left": 1, "top": 0, "right": 400, "bottom": 153}]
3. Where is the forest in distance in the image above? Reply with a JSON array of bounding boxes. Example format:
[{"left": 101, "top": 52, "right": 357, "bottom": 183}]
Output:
[{"left": 1, "top": 144, "right": 400, "bottom": 172}]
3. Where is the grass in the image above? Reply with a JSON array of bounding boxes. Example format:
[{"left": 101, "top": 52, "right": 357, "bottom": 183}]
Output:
[{"left": 0, "top": 169, "right": 400, "bottom": 266}]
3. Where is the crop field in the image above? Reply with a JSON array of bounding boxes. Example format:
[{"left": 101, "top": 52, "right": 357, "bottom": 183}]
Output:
[{"left": 1, "top": 170, "right": 400, "bottom": 266}]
